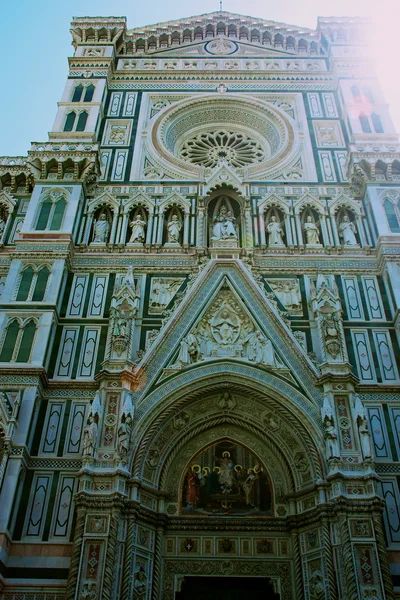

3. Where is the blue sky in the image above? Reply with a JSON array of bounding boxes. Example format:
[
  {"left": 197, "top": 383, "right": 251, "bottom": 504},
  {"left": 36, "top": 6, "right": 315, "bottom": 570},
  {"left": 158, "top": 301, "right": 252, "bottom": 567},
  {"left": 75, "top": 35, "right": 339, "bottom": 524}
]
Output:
[{"left": 0, "top": 0, "right": 398, "bottom": 156}]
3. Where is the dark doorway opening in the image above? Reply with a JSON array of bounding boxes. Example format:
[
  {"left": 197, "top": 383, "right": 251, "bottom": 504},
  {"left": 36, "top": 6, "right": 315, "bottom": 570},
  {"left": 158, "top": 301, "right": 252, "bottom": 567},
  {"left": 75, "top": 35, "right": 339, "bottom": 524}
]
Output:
[{"left": 175, "top": 576, "right": 280, "bottom": 600}]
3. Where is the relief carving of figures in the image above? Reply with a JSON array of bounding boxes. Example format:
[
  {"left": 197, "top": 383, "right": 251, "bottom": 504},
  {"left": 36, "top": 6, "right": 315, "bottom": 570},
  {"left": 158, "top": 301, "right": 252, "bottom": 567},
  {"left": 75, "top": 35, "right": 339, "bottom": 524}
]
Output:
[
  {"left": 266, "top": 216, "right": 285, "bottom": 246},
  {"left": 149, "top": 278, "right": 184, "bottom": 313},
  {"left": 303, "top": 216, "right": 321, "bottom": 245},
  {"left": 92, "top": 213, "right": 110, "bottom": 244},
  {"left": 129, "top": 215, "right": 146, "bottom": 244},
  {"left": 338, "top": 215, "right": 358, "bottom": 246},
  {"left": 309, "top": 572, "right": 325, "bottom": 599},
  {"left": 267, "top": 279, "right": 302, "bottom": 312},
  {"left": 133, "top": 565, "right": 147, "bottom": 600},
  {"left": 170, "top": 290, "right": 284, "bottom": 370}
]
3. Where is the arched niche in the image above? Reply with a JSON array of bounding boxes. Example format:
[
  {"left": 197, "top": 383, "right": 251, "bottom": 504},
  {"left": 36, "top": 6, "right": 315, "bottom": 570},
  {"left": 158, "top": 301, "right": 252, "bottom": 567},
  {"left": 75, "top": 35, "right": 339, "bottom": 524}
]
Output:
[
  {"left": 163, "top": 205, "right": 183, "bottom": 247},
  {"left": 90, "top": 205, "right": 112, "bottom": 245},
  {"left": 300, "top": 206, "right": 323, "bottom": 247},
  {"left": 126, "top": 206, "right": 148, "bottom": 245},
  {"left": 207, "top": 193, "right": 242, "bottom": 248},
  {"left": 180, "top": 439, "right": 273, "bottom": 516}
]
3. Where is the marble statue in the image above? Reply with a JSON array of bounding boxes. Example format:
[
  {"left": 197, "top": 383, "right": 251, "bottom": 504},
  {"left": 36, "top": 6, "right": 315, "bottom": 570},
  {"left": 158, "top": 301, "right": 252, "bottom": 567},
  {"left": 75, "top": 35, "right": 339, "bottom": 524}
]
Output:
[
  {"left": 129, "top": 215, "right": 146, "bottom": 244},
  {"left": 167, "top": 214, "right": 182, "bottom": 244},
  {"left": 212, "top": 204, "right": 237, "bottom": 241},
  {"left": 82, "top": 415, "right": 98, "bottom": 457},
  {"left": 338, "top": 215, "right": 358, "bottom": 246},
  {"left": 266, "top": 216, "right": 285, "bottom": 246},
  {"left": 303, "top": 216, "right": 321, "bottom": 245},
  {"left": 118, "top": 414, "right": 133, "bottom": 462},
  {"left": 92, "top": 213, "right": 110, "bottom": 244},
  {"left": 358, "top": 415, "right": 372, "bottom": 460},
  {"left": 322, "top": 313, "right": 341, "bottom": 359},
  {"left": 324, "top": 418, "right": 340, "bottom": 459}
]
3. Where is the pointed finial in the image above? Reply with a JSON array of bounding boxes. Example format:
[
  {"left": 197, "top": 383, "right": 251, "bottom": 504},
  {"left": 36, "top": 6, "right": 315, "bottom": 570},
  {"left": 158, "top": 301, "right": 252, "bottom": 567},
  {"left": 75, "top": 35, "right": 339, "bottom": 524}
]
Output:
[{"left": 220, "top": 0, "right": 223, "bottom": 11}]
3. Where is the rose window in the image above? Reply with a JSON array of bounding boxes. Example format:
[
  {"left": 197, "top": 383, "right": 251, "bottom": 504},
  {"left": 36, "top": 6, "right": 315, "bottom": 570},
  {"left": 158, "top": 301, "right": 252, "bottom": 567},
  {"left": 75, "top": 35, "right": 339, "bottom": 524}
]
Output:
[{"left": 179, "top": 130, "right": 265, "bottom": 168}]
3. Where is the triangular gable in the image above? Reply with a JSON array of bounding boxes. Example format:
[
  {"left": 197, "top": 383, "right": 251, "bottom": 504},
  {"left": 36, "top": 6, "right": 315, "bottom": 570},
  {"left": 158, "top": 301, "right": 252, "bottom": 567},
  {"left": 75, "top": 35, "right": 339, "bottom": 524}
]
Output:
[{"left": 131, "top": 259, "right": 320, "bottom": 403}]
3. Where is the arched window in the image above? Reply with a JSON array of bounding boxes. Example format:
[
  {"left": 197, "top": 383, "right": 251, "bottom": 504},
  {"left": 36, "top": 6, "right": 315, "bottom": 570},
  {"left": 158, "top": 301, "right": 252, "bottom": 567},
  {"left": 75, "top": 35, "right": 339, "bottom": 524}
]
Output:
[
  {"left": 35, "top": 193, "right": 68, "bottom": 231},
  {"left": 49, "top": 198, "right": 66, "bottom": 230},
  {"left": 16, "top": 265, "right": 50, "bottom": 302},
  {"left": 16, "top": 320, "right": 36, "bottom": 362},
  {"left": 16, "top": 267, "right": 35, "bottom": 301},
  {"left": 72, "top": 85, "right": 84, "bottom": 102},
  {"left": 32, "top": 267, "right": 50, "bottom": 302},
  {"left": 351, "top": 85, "right": 361, "bottom": 100},
  {"left": 35, "top": 199, "right": 52, "bottom": 230},
  {"left": 359, "top": 114, "right": 371, "bottom": 133},
  {"left": 83, "top": 84, "right": 95, "bottom": 102},
  {"left": 0, "top": 320, "right": 19, "bottom": 361},
  {"left": 362, "top": 87, "right": 374, "bottom": 103},
  {"left": 371, "top": 113, "right": 384, "bottom": 133},
  {"left": 76, "top": 112, "right": 88, "bottom": 132},
  {"left": 64, "top": 112, "right": 76, "bottom": 132},
  {"left": 384, "top": 199, "right": 400, "bottom": 232}
]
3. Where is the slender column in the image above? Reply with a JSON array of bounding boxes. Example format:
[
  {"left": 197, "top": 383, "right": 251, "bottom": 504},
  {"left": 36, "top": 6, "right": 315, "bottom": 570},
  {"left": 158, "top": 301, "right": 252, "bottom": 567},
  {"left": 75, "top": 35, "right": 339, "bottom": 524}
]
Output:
[
  {"left": 121, "top": 516, "right": 136, "bottom": 600},
  {"left": 320, "top": 215, "right": 329, "bottom": 247},
  {"left": 151, "top": 527, "right": 164, "bottom": 600},
  {"left": 109, "top": 210, "right": 119, "bottom": 245},
  {"left": 321, "top": 520, "right": 338, "bottom": 599},
  {"left": 285, "top": 213, "right": 293, "bottom": 245},
  {"left": 325, "top": 215, "right": 334, "bottom": 246},
  {"left": 120, "top": 213, "right": 129, "bottom": 244},
  {"left": 183, "top": 210, "right": 190, "bottom": 247},
  {"left": 356, "top": 215, "right": 367, "bottom": 246},
  {"left": 102, "top": 514, "right": 119, "bottom": 600},
  {"left": 65, "top": 508, "right": 86, "bottom": 600},
  {"left": 197, "top": 208, "right": 205, "bottom": 247},
  {"left": 151, "top": 214, "right": 158, "bottom": 245},
  {"left": 259, "top": 210, "right": 266, "bottom": 246},
  {"left": 295, "top": 214, "right": 304, "bottom": 245},
  {"left": 115, "top": 215, "right": 123, "bottom": 244},
  {"left": 1, "top": 213, "right": 12, "bottom": 245},
  {"left": 83, "top": 213, "right": 93, "bottom": 245},
  {"left": 330, "top": 215, "right": 340, "bottom": 246},
  {"left": 362, "top": 216, "right": 372, "bottom": 246},
  {"left": 77, "top": 212, "right": 86, "bottom": 244},
  {"left": 290, "top": 215, "right": 298, "bottom": 245},
  {"left": 157, "top": 210, "right": 165, "bottom": 246},
  {"left": 146, "top": 209, "right": 154, "bottom": 245}
]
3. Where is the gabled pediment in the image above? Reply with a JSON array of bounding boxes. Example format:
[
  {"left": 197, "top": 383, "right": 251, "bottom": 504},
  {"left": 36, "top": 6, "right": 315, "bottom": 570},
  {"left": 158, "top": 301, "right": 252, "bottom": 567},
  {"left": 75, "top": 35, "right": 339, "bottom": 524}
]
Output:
[{"left": 132, "top": 259, "right": 320, "bottom": 403}]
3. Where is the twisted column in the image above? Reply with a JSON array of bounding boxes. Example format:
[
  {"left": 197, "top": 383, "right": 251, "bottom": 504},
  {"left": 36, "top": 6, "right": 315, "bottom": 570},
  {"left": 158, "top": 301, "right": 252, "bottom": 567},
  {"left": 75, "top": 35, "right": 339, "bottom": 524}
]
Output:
[
  {"left": 291, "top": 532, "right": 304, "bottom": 600},
  {"left": 338, "top": 517, "right": 358, "bottom": 600},
  {"left": 121, "top": 517, "right": 136, "bottom": 600},
  {"left": 65, "top": 508, "right": 86, "bottom": 600},
  {"left": 321, "top": 520, "right": 338, "bottom": 600},
  {"left": 373, "top": 513, "right": 395, "bottom": 600},
  {"left": 102, "top": 515, "right": 119, "bottom": 600},
  {"left": 151, "top": 527, "right": 164, "bottom": 600}
]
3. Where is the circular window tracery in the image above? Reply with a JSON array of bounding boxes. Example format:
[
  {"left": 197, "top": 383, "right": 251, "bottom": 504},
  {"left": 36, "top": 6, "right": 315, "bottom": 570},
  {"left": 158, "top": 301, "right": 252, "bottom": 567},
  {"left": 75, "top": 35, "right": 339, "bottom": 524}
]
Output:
[{"left": 179, "top": 130, "right": 265, "bottom": 168}]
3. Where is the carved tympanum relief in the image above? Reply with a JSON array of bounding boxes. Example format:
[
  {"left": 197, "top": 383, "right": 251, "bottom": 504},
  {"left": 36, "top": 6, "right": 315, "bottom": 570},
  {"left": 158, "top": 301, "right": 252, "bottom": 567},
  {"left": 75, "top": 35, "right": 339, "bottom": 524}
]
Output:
[
  {"left": 149, "top": 278, "right": 185, "bottom": 313},
  {"left": 266, "top": 279, "right": 302, "bottom": 315},
  {"left": 170, "top": 289, "right": 285, "bottom": 370}
]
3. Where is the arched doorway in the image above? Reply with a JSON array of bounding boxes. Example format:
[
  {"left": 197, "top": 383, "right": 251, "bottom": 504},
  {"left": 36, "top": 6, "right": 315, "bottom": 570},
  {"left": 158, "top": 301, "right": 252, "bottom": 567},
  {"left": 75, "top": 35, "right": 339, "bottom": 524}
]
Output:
[{"left": 176, "top": 576, "right": 280, "bottom": 600}]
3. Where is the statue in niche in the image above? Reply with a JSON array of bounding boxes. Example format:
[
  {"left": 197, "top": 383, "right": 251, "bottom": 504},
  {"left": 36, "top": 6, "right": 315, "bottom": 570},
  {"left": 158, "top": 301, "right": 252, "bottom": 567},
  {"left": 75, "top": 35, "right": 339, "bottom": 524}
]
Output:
[
  {"left": 303, "top": 215, "right": 321, "bottom": 245},
  {"left": 129, "top": 214, "right": 146, "bottom": 244},
  {"left": 323, "top": 417, "right": 340, "bottom": 459},
  {"left": 357, "top": 415, "right": 372, "bottom": 460},
  {"left": 166, "top": 214, "right": 182, "bottom": 245},
  {"left": 338, "top": 215, "right": 358, "bottom": 246},
  {"left": 82, "top": 414, "right": 98, "bottom": 457},
  {"left": 322, "top": 313, "right": 341, "bottom": 359},
  {"left": 117, "top": 413, "right": 133, "bottom": 462},
  {"left": 92, "top": 213, "right": 110, "bottom": 244},
  {"left": 267, "top": 279, "right": 302, "bottom": 311},
  {"left": 212, "top": 203, "right": 237, "bottom": 242},
  {"left": 266, "top": 215, "right": 285, "bottom": 246}
]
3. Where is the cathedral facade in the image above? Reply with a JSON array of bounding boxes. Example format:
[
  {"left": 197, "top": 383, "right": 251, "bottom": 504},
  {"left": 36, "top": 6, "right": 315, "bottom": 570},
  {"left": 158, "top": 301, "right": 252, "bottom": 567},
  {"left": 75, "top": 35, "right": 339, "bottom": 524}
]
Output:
[{"left": 0, "top": 11, "right": 400, "bottom": 600}]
